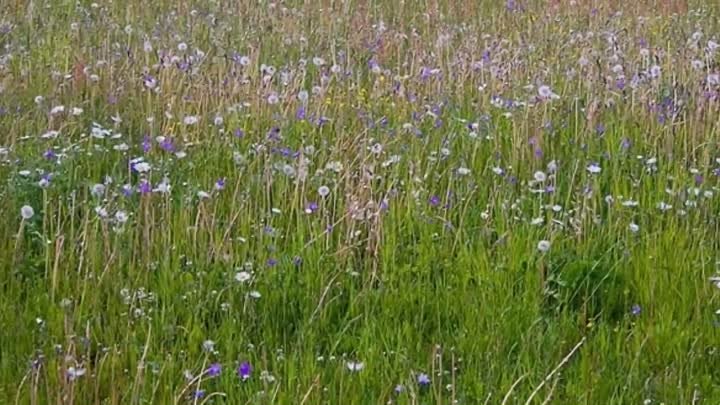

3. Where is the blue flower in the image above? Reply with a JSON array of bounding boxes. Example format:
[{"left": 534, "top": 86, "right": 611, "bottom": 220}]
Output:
[
  {"left": 417, "top": 373, "right": 431, "bottom": 386},
  {"left": 237, "top": 362, "right": 252, "bottom": 380},
  {"left": 206, "top": 363, "right": 222, "bottom": 377}
]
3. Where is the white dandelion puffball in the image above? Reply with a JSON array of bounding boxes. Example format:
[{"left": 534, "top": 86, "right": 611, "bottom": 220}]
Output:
[
  {"left": 183, "top": 115, "right": 199, "bottom": 125},
  {"left": 235, "top": 271, "right": 252, "bottom": 283},
  {"left": 21, "top": 205, "right": 35, "bottom": 220}
]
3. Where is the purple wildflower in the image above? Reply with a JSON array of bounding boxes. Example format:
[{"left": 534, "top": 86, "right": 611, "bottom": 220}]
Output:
[
  {"left": 266, "top": 127, "right": 281, "bottom": 142},
  {"left": 121, "top": 184, "right": 134, "bottom": 197},
  {"left": 417, "top": 373, "right": 431, "bottom": 386},
  {"left": 206, "top": 363, "right": 222, "bottom": 377},
  {"left": 234, "top": 128, "right": 245, "bottom": 138},
  {"left": 305, "top": 201, "right": 318, "bottom": 213},
  {"left": 296, "top": 106, "right": 306, "bottom": 120},
  {"left": 266, "top": 258, "right": 277, "bottom": 267},
  {"left": 595, "top": 123, "right": 606, "bottom": 136},
  {"left": 278, "top": 147, "right": 292, "bottom": 157},
  {"left": 482, "top": 50, "right": 490, "bottom": 63},
  {"left": 143, "top": 75, "right": 157, "bottom": 89},
  {"left": 215, "top": 178, "right": 226, "bottom": 191},
  {"left": 316, "top": 116, "right": 330, "bottom": 126},
  {"left": 620, "top": 138, "right": 631, "bottom": 150},
  {"left": 380, "top": 198, "right": 389, "bottom": 211},
  {"left": 159, "top": 137, "right": 175, "bottom": 153},
  {"left": 237, "top": 362, "right": 252, "bottom": 380},
  {"left": 631, "top": 304, "right": 642, "bottom": 316},
  {"left": 142, "top": 135, "right": 152, "bottom": 153},
  {"left": 616, "top": 78, "right": 625, "bottom": 90},
  {"left": 39, "top": 172, "right": 52, "bottom": 187},
  {"left": 429, "top": 195, "right": 441, "bottom": 207},
  {"left": 138, "top": 180, "right": 152, "bottom": 194},
  {"left": 43, "top": 149, "right": 56, "bottom": 160}
]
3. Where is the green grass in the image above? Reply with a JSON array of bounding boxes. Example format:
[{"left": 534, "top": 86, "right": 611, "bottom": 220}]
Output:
[{"left": 1, "top": 0, "right": 720, "bottom": 404}]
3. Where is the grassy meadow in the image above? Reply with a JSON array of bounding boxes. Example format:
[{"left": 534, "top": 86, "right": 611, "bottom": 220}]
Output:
[{"left": 2, "top": 0, "right": 720, "bottom": 403}]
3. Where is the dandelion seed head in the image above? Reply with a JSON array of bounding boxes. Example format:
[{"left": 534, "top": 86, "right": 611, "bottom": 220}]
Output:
[
  {"left": 20, "top": 205, "right": 35, "bottom": 219},
  {"left": 537, "top": 240, "right": 551, "bottom": 252},
  {"left": 235, "top": 271, "right": 252, "bottom": 283}
]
